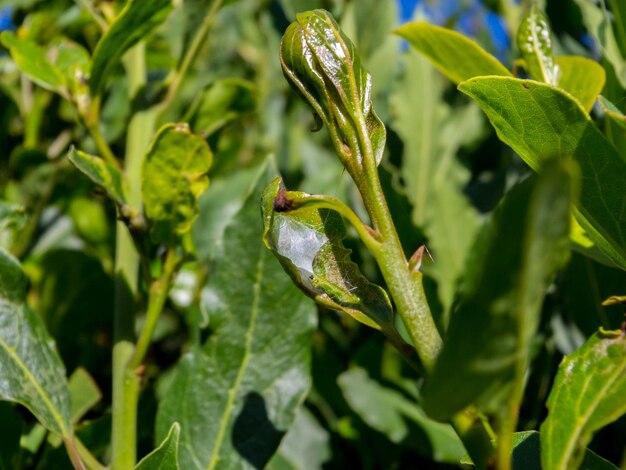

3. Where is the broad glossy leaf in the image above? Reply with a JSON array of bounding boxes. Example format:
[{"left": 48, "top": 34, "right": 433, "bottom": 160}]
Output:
[
  {"left": 67, "top": 147, "right": 126, "bottom": 205},
  {"left": 517, "top": 6, "right": 558, "bottom": 85},
  {"left": 156, "top": 164, "right": 316, "bottom": 470},
  {"left": 598, "top": 95, "right": 626, "bottom": 131},
  {"left": 280, "top": 9, "right": 386, "bottom": 170},
  {"left": 423, "top": 162, "right": 575, "bottom": 420},
  {"left": 262, "top": 177, "right": 393, "bottom": 331},
  {"left": 267, "top": 407, "right": 330, "bottom": 470},
  {"left": 338, "top": 367, "right": 465, "bottom": 463},
  {"left": 142, "top": 123, "right": 212, "bottom": 245},
  {"left": 555, "top": 56, "right": 605, "bottom": 112},
  {"left": 0, "top": 32, "right": 65, "bottom": 92},
  {"left": 67, "top": 367, "right": 101, "bottom": 424},
  {"left": 459, "top": 77, "right": 626, "bottom": 271},
  {"left": 135, "top": 423, "right": 180, "bottom": 470},
  {"left": 540, "top": 330, "right": 626, "bottom": 470},
  {"left": 395, "top": 22, "right": 511, "bottom": 84},
  {"left": 0, "top": 249, "right": 71, "bottom": 436},
  {"left": 89, "top": 0, "right": 173, "bottom": 95}
]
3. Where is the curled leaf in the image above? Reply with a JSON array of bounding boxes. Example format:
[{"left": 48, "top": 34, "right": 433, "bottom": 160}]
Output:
[
  {"left": 142, "top": 123, "right": 212, "bottom": 245},
  {"left": 262, "top": 177, "right": 392, "bottom": 330},
  {"left": 279, "top": 9, "right": 386, "bottom": 172}
]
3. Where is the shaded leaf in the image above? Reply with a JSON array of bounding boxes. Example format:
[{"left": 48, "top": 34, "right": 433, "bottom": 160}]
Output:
[
  {"left": 462, "top": 431, "right": 617, "bottom": 469},
  {"left": 0, "top": 202, "right": 26, "bottom": 250},
  {"left": 262, "top": 177, "right": 392, "bottom": 331},
  {"left": 67, "top": 367, "right": 101, "bottom": 424},
  {"left": 267, "top": 407, "right": 330, "bottom": 470},
  {"left": 89, "top": 0, "right": 173, "bottom": 95},
  {"left": 389, "top": 49, "right": 481, "bottom": 318},
  {"left": 395, "top": 22, "right": 511, "bottom": 84},
  {"left": 67, "top": 147, "right": 126, "bottom": 205},
  {"left": 459, "top": 76, "right": 626, "bottom": 271},
  {"left": 156, "top": 163, "right": 316, "bottom": 470},
  {"left": 280, "top": 9, "right": 386, "bottom": 171},
  {"left": 188, "top": 78, "right": 255, "bottom": 136},
  {"left": 0, "top": 403, "right": 23, "bottom": 470},
  {"left": 555, "top": 56, "right": 605, "bottom": 112},
  {"left": 574, "top": 0, "right": 626, "bottom": 89},
  {"left": 338, "top": 367, "right": 465, "bottom": 463},
  {"left": 135, "top": 422, "right": 180, "bottom": 470},
  {"left": 540, "top": 330, "right": 626, "bottom": 470},
  {"left": 0, "top": 249, "right": 71, "bottom": 436},
  {"left": 517, "top": 5, "right": 558, "bottom": 85},
  {"left": 598, "top": 95, "right": 626, "bottom": 131},
  {"left": 423, "top": 161, "right": 575, "bottom": 420},
  {"left": 142, "top": 123, "right": 212, "bottom": 245},
  {"left": 0, "top": 32, "right": 65, "bottom": 93}
]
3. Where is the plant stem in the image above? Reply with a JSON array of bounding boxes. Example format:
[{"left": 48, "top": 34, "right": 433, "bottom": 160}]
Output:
[
  {"left": 158, "top": 0, "right": 224, "bottom": 116},
  {"left": 451, "top": 412, "right": 496, "bottom": 470},
  {"left": 74, "top": 437, "right": 107, "bottom": 470},
  {"left": 74, "top": 0, "right": 108, "bottom": 31},
  {"left": 129, "top": 249, "right": 178, "bottom": 369},
  {"left": 64, "top": 436, "right": 87, "bottom": 470},
  {"left": 356, "top": 154, "right": 442, "bottom": 370},
  {"left": 111, "top": 41, "right": 157, "bottom": 470}
]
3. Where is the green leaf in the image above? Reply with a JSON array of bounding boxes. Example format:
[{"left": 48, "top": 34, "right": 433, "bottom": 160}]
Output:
[
  {"left": 261, "top": 177, "right": 393, "bottom": 331},
  {"left": 135, "top": 422, "right": 180, "bottom": 470},
  {"left": 462, "top": 431, "right": 617, "bottom": 469},
  {"left": 574, "top": 0, "right": 626, "bottom": 89},
  {"left": 395, "top": 22, "right": 511, "bottom": 84},
  {"left": 67, "top": 147, "right": 127, "bottom": 205},
  {"left": 0, "top": 202, "right": 26, "bottom": 251},
  {"left": 517, "top": 5, "right": 558, "bottom": 85},
  {"left": 0, "top": 32, "right": 65, "bottom": 93},
  {"left": 540, "top": 330, "right": 626, "bottom": 470},
  {"left": 598, "top": 95, "right": 626, "bottom": 131},
  {"left": 555, "top": 56, "right": 605, "bottom": 112},
  {"left": 0, "top": 249, "right": 71, "bottom": 436},
  {"left": 389, "top": 49, "right": 481, "bottom": 318},
  {"left": 89, "top": 0, "right": 173, "bottom": 95},
  {"left": 181, "top": 0, "right": 240, "bottom": 64},
  {"left": 280, "top": 9, "right": 386, "bottom": 171},
  {"left": 156, "top": 163, "right": 316, "bottom": 470},
  {"left": 338, "top": 367, "right": 465, "bottom": 463},
  {"left": 459, "top": 76, "right": 626, "bottom": 271},
  {"left": 267, "top": 408, "right": 330, "bottom": 470},
  {"left": 142, "top": 123, "right": 212, "bottom": 245},
  {"left": 67, "top": 367, "right": 101, "bottom": 424},
  {"left": 422, "top": 161, "right": 576, "bottom": 420},
  {"left": 187, "top": 78, "right": 256, "bottom": 136}
]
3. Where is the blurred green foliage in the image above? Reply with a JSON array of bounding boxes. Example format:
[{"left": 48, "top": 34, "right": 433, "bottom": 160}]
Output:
[{"left": 0, "top": 0, "right": 625, "bottom": 469}]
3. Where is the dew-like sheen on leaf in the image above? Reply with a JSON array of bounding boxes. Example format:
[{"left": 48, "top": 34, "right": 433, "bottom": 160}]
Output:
[{"left": 261, "top": 177, "right": 393, "bottom": 330}]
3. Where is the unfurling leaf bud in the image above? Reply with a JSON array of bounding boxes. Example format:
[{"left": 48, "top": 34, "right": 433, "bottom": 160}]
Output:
[{"left": 280, "top": 9, "right": 386, "bottom": 173}]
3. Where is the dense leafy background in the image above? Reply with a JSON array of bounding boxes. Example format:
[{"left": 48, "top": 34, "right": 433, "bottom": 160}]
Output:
[{"left": 0, "top": 0, "right": 625, "bottom": 468}]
